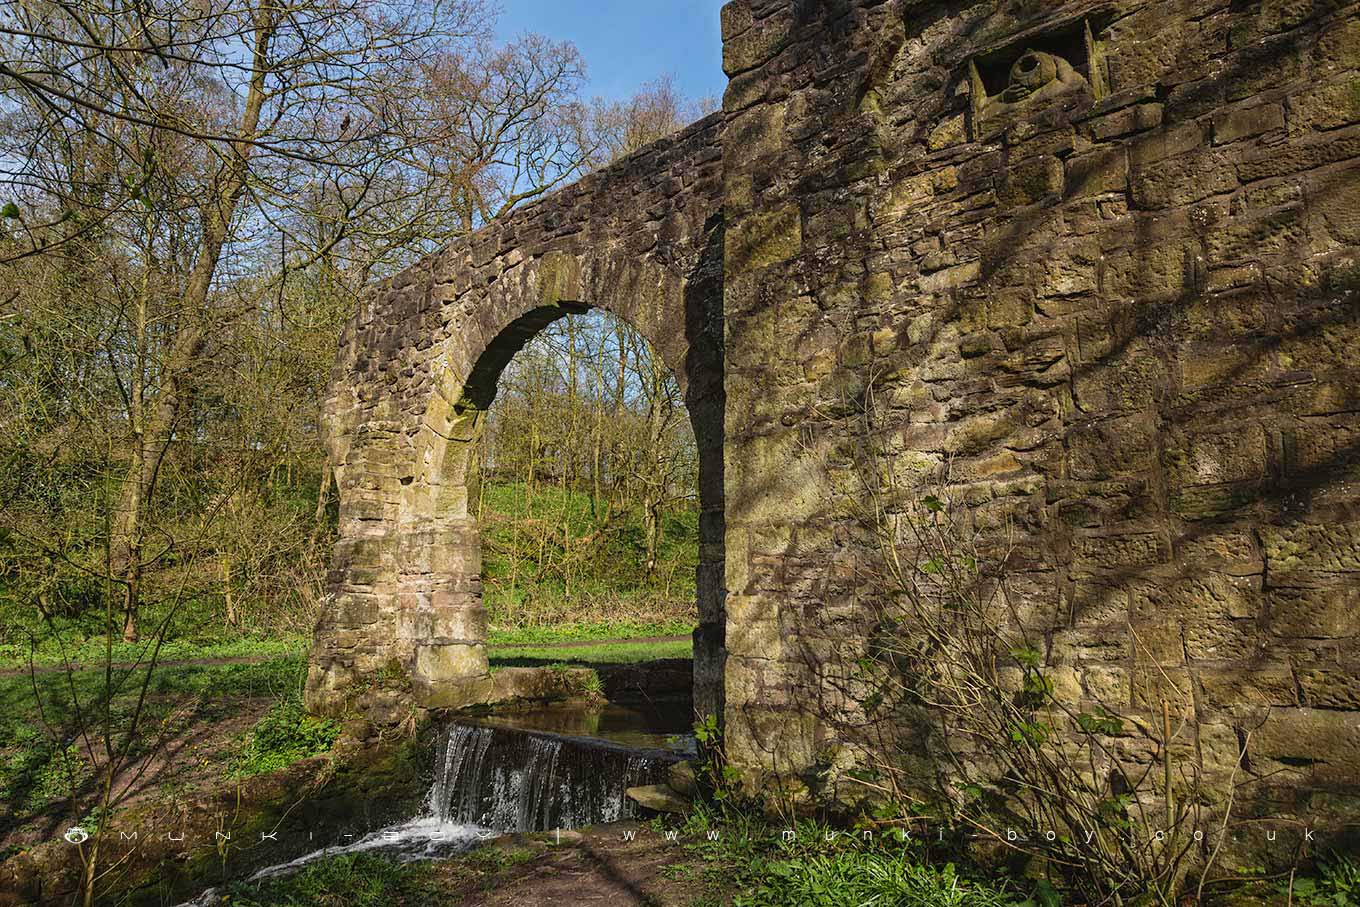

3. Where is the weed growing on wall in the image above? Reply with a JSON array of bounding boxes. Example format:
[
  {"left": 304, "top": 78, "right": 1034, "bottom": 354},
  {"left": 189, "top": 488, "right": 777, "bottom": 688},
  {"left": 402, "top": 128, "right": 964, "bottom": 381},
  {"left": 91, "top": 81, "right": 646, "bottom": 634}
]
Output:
[{"left": 820, "top": 382, "right": 1245, "bottom": 907}]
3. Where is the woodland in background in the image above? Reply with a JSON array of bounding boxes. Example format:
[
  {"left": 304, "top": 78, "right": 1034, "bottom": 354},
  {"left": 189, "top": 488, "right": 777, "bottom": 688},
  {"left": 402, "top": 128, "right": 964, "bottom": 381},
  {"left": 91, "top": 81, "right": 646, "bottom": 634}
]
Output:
[
  {"left": 479, "top": 309, "right": 700, "bottom": 626},
  {"left": 0, "top": 0, "right": 710, "bottom": 657}
]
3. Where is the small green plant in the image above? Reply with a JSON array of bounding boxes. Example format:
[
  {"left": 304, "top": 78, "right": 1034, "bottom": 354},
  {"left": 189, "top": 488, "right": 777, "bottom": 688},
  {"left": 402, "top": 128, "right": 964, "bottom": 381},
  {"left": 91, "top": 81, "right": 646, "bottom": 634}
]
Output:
[
  {"left": 0, "top": 738, "right": 91, "bottom": 812},
  {"left": 669, "top": 808, "right": 1023, "bottom": 907},
  {"left": 692, "top": 713, "right": 742, "bottom": 802},
  {"left": 1285, "top": 855, "right": 1360, "bottom": 907},
  {"left": 581, "top": 669, "right": 604, "bottom": 695},
  {"left": 228, "top": 696, "right": 340, "bottom": 778},
  {"left": 742, "top": 855, "right": 1021, "bottom": 907}
]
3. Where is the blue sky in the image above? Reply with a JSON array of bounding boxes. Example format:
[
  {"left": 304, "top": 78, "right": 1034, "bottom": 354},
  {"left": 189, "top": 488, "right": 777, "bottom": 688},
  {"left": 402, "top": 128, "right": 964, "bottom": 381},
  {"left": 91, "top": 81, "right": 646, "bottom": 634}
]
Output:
[{"left": 493, "top": 1, "right": 727, "bottom": 103}]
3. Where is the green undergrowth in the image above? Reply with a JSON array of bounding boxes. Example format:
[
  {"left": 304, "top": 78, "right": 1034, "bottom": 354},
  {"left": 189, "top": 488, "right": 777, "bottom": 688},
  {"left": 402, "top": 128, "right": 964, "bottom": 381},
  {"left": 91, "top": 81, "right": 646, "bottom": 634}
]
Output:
[
  {"left": 0, "top": 623, "right": 689, "bottom": 672},
  {"left": 1, "top": 479, "right": 697, "bottom": 671},
  {"left": 227, "top": 692, "right": 341, "bottom": 778},
  {"left": 480, "top": 481, "right": 698, "bottom": 626},
  {"left": 1275, "top": 854, "right": 1360, "bottom": 906},
  {"left": 0, "top": 632, "right": 307, "bottom": 670},
  {"left": 664, "top": 802, "right": 1360, "bottom": 907},
  {"left": 664, "top": 805, "right": 1027, "bottom": 907},
  {"left": 0, "top": 655, "right": 306, "bottom": 818},
  {"left": 219, "top": 845, "right": 536, "bottom": 906}
]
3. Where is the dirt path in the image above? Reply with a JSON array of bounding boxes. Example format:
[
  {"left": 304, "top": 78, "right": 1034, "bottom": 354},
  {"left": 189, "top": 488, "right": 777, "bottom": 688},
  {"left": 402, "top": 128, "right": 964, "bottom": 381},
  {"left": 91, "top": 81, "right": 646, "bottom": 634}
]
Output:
[
  {"left": 454, "top": 823, "right": 711, "bottom": 907},
  {"left": 0, "top": 635, "right": 692, "bottom": 677}
]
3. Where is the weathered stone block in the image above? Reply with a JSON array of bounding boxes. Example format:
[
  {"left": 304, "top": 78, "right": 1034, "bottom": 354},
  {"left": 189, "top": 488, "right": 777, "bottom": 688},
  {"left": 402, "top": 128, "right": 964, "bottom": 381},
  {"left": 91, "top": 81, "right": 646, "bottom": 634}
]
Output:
[
  {"left": 1067, "top": 415, "right": 1158, "bottom": 480},
  {"left": 1318, "top": 16, "right": 1360, "bottom": 69},
  {"left": 428, "top": 599, "right": 488, "bottom": 642},
  {"left": 1132, "top": 151, "right": 1238, "bottom": 209},
  {"left": 1072, "top": 532, "right": 1171, "bottom": 575},
  {"left": 413, "top": 642, "right": 488, "bottom": 706},
  {"left": 1213, "top": 103, "right": 1285, "bottom": 144},
  {"left": 919, "top": 260, "right": 979, "bottom": 294},
  {"left": 1253, "top": 708, "right": 1360, "bottom": 787},
  {"left": 1310, "top": 165, "right": 1360, "bottom": 243},
  {"left": 1083, "top": 666, "right": 1131, "bottom": 707},
  {"left": 1102, "top": 244, "right": 1196, "bottom": 298},
  {"left": 998, "top": 156, "right": 1063, "bottom": 208},
  {"left": 332, "top": 594, "right": 383, "bottom": 628},
  {"left": 1289, "top": 79, "right": 1360, "bottom": 133},
  {"left": 1131, "top": 663, "right": 1195, "bottom": 712},
  {"left": 927, "top": 114, "right": 967, "bottom": 151},
  {"left": 1268, "top": 585, "right": 1360, "bottom": 639},
  {"left": 1236, "top": 131, "right": 1360, "bottom": 182},
  {"left": 1083, "top": 104, "right": 1163, "bottom": 142},
  {"left": 1065, "top": 146, "right": 1128, "bottom": 199},
  {"left": 1297, "top": 659, "right": 1360, "bottom": 709},
  {"left": 722, "top": 6, "right": 792, "bottom": 76},
  {"left": 726, "top": 204, "right": 802, "bottom": 272},
  {"left": 1073, "top": 353, "right": 1164, "bottom": 412},
  {"left": 1130, "top": 122, "right": 1207, "bottom": 167},
  {"left": 1163, "top": 424, "right": 1269, "bottom": 487},
  {"left": 1262, "top": 522, "right": 1360, "bottom": 577},
  {"left": 1199, "top": 664, "right": 1297, "bottom": 710}
]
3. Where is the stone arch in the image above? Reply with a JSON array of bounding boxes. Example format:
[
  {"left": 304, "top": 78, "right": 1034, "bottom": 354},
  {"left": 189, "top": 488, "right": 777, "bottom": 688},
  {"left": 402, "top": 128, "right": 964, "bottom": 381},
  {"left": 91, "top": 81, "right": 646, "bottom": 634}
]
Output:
[
  {"left": 304, "top": 115, "right": 727, "bottom": 723},
  {"left": 398, "top": 250, "right": 727, "bottom": 715}
]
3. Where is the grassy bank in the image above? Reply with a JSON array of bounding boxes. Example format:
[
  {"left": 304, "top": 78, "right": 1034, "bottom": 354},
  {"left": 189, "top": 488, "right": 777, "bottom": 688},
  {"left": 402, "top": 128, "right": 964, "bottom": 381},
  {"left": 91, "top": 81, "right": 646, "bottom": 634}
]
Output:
[
  {"left": 0, "top": 623, "right": 691, "bottom": 671},
  {"left": 218, "top": 847, "right": 537, "bottom": 907},
  {"left": 115, "top": 803, "right": 1360, "bottom": 907},
  {"left": 0, "top": 655, "right": 334, "bottom": 834},
  {"left": 0, "top": 627, "right": 691, "bottom": 837},
  {"left": 0, "top": 481, "right": 700, "bottom": 672}
]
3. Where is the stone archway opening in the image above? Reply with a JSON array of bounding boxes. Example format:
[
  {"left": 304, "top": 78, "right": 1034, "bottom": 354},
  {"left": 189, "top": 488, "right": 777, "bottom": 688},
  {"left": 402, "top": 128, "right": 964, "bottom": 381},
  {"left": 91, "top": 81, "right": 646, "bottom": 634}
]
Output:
[
  {"left": 380, "top": 243, "right": 727, "bottom": 723},
  {"left": 402, "top": 295, "right": 725, "bottom": 719},
  {"left": 454, "top": 305, "right": 720, "bottom": 716}
]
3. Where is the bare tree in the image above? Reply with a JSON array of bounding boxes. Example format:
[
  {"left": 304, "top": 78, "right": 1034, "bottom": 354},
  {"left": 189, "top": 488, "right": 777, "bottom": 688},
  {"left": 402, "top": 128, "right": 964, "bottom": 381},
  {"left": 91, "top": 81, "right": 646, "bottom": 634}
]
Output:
[
  {"left": 591, "top": 74, "right": 717, "bottom": 164},
  {"left": 0, "top": 0, "right": 616, "bottom": 641}
]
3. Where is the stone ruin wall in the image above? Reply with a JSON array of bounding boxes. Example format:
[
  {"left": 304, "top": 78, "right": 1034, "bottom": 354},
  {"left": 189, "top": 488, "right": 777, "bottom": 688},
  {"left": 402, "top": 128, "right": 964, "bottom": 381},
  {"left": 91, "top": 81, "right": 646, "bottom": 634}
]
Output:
[
  {"left": 719, "top": 0, "right": 1360, "bottom": 851},
  {"left": 307, "top": 0, "right": 1360, "bottom": 857},
  {"left": 306, "top": 112, "right": 728, "bottom": 721}
]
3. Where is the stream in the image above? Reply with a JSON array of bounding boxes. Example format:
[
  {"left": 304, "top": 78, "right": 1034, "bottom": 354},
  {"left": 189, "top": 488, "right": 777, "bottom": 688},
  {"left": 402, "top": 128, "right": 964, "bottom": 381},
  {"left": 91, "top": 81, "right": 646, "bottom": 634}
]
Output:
[{"left": 178, "top": 699, "right": 693, "bottom": 903}]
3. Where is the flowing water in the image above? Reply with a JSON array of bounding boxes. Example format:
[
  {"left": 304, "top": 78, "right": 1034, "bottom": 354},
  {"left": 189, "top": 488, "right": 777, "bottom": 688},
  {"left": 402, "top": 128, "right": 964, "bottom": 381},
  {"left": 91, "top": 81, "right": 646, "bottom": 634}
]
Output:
[
  {"left": 430, "top": 721, "right": 682, "bottom": 830},
  {"left": 177, "top": 703, "right": 689, "bottom": 904}
]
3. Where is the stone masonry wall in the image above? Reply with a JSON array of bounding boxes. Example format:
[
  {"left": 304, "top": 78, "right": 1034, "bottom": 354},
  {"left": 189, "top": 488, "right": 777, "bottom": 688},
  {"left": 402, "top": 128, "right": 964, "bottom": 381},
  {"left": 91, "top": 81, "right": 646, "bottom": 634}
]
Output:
[
  {"left": 720, "top": 0, "right": 1359, "bottom": 851},
  {"left": 306, "top": 113, "right": 727, "bottom": 720},
  {"left": 309, "top": 0, "right": 1360, "bottom": 857}
]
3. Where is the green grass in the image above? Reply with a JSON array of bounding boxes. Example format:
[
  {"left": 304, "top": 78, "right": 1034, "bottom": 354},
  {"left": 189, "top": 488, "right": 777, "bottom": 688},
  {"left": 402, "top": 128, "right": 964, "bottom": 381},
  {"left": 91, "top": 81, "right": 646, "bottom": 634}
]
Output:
[
  {"left": 220, "top": 846, "right": 537, "bottom": 906},
  {"left": 0, "top": 621, "right": 685, "bottom": 670},
  {"left": 0, "top": 632, "right": 307, "bottom": 669},
  {"left": 0, "top": 655, "right": 307, "bottom": 817},
  {"left": 222, "top": 852, "right": 436, "bottom": 906},
  {"left": 227, "top": 695, "right": 341, "bottom": 778},
  {"left": 487, "top": 618, "right": 692, "bottom": 646},
  {"left": 665, "top": 806, "right": 1026, "bottom": 907},
  {"left": 488, "top": 638, "right": 692, "bottom": 669},
  {"left": 0, "top": 480, "right": 696, "bottom": 671},
  {"left": 480, "top": 481, "right": 698, "bottom": 625}
]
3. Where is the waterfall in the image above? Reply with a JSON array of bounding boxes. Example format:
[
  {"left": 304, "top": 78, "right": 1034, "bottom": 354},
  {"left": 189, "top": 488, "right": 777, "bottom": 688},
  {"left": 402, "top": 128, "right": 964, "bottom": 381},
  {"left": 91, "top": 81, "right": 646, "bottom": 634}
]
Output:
[
  {"left": 176, "top": 717, "right": 682, "bottom": 905},
  {"left": 428, "top": 722, "right": 680, "bottom": 832}
]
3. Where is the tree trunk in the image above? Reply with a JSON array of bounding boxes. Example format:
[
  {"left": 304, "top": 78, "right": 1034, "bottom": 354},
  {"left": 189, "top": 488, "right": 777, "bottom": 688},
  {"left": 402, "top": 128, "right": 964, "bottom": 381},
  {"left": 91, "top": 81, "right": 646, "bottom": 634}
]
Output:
[
  {"left": 104, "top": 5, "right": 277, "bottom": 642},
  {"left": 223, "top": 552, "right": 237, "bottom": 628}
]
